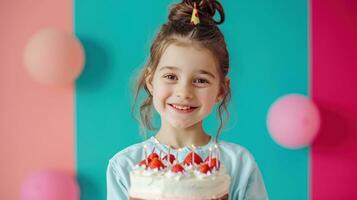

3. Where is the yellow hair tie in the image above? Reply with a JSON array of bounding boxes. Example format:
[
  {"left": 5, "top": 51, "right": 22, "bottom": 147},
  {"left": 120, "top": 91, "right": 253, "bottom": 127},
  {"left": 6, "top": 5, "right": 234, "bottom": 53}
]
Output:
[{"left": 191, "top": 2, "right": 200, "bottom": 25}]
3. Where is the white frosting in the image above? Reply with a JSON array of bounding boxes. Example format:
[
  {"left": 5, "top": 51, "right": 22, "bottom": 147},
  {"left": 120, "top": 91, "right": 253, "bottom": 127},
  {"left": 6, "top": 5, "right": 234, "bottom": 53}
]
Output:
[{"left": 129, "top": 164, "right": 230, "bottom": 199}]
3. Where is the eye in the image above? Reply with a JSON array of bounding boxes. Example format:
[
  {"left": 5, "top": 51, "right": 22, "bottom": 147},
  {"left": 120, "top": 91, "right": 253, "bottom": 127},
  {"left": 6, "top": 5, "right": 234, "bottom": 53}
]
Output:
[
  {"left": 163, "top": 74, "right": 178, "bottom": 80},
  {"left": 194, "top": 79, "right": 209, "bottom": 85}
]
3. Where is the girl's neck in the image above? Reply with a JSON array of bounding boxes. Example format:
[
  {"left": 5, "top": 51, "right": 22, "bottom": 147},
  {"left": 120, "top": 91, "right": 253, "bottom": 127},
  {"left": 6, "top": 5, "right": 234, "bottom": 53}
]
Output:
[{"left": 154, "top": 120, "right": 211, "bottom": 149}]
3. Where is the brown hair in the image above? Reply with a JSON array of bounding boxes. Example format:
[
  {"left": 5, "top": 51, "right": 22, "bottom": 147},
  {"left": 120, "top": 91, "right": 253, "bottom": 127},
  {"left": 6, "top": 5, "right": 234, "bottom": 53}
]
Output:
[{"left": 131, "top": 0, "right": 231, "bottom": 141}]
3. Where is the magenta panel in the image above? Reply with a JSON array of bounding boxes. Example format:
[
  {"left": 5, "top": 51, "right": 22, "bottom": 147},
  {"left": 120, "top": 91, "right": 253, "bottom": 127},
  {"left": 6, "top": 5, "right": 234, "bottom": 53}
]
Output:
[{"left": 311, "top": 0, "right": 357, "bottom": 199}]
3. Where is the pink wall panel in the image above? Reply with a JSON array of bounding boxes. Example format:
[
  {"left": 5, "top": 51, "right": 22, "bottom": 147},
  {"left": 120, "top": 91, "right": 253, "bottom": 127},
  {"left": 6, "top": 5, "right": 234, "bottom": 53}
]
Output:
[
  {"left": 0, "top": 1, "right": 74, "bottom": 199},
  {"left": 311, "top": 0, "right": 357, "bottom": 199}
]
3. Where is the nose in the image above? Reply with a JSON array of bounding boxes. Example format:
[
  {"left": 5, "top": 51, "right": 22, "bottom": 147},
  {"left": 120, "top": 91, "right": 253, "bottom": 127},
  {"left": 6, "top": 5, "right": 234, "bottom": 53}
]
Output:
[{"left": 175, "top": 83, "right": 193, "bottom": 99}]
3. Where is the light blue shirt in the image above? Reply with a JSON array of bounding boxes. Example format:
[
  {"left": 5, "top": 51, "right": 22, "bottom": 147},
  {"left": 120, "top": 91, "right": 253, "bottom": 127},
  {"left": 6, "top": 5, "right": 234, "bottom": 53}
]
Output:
[{"left": 107, "top": 136, "right": 268, "bottom": 200}]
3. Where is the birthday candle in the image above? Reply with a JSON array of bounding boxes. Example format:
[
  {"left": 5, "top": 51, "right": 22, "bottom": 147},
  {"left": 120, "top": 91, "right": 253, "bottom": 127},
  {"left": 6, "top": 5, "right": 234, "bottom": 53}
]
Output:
[
  {"left": 144, "top": 144, "right": 148, "bottom": 165},
  {"left": 168, "top": 145, "right": 171, "bottom": 164},
  {"left": 176, "top": 148, "right": 181, "bottom": 163},
  {"left": 191, "top": 144, "right": 196, "bottom": 165},
  {"left": 152, "top": 139, "right": 159, "bottom": 153},
  {"left": 209, "top": 147, "right": 212, "bottom": 167},
  {"left": 214, "top": 144, "right": 220, "bottom": 169},
  {"left": 159, "top": 149, "right": 162, "bottom": 160}
]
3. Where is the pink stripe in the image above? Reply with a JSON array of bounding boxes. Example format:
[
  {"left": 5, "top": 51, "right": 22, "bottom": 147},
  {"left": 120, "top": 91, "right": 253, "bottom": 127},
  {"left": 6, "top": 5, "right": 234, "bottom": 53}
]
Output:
[
  {"left": 0, "top": 0, "right": 74, "bottom": 199},
  {"left": 311, "top": 0, "right": 357, "bottom": 199}
]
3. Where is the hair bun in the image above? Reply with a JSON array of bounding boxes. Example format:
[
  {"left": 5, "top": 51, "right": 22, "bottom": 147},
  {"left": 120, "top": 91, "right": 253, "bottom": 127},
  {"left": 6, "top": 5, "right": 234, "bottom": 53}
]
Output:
[{"left": 168, "top": 0, "right": 225, "bottom": 25}]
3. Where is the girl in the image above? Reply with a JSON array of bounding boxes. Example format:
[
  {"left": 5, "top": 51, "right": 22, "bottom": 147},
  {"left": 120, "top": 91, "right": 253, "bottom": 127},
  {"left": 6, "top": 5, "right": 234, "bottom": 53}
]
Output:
[{"left": 107, "top": 0, "right": 268, "bottom": 199}]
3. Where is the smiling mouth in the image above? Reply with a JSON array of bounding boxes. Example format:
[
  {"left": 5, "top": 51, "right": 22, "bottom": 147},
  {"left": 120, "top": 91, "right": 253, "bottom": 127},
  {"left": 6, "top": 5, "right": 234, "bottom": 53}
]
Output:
[{"left": 168, "top": 104, "right": 198, "bottom": 113}]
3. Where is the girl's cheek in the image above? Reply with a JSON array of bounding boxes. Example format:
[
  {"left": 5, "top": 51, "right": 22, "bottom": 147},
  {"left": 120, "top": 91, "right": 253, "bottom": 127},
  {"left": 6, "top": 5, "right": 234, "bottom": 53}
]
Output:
[
  {"left": 199, "top": 89, "right": 218, "bottom": 104},
  {"left": 155, "top": 83, "right": 172, "bottom": 96}
]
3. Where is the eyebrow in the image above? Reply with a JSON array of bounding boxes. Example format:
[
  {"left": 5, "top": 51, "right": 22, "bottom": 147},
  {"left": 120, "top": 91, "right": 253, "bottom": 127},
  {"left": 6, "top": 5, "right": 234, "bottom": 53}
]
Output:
[{"left": 158, "top": 66, "right": 216, "bottom": 79}]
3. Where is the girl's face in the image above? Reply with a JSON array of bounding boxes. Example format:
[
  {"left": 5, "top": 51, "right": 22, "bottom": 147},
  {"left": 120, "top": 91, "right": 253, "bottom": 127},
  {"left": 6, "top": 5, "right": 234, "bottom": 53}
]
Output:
[{"left": 146, "top": 43, "right": 223, "bottom": 129}]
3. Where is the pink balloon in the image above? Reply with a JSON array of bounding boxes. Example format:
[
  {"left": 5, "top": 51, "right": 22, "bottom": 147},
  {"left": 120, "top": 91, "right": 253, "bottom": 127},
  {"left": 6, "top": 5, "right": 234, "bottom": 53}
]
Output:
[
  {"left": 267, "top": 94, "right": 320, "bottom": 149},
  {"left": 24, "top": 28, "right": 84, "bottom": 85},
  {"left": 21, "top": 170, "right": 80, "bottom": 200}
]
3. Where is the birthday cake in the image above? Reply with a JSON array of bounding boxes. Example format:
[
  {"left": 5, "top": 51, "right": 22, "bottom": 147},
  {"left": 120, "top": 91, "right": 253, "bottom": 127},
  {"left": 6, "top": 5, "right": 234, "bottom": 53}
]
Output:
[{"left": 129, "top": 147, "right": 230, "bottom": 200}]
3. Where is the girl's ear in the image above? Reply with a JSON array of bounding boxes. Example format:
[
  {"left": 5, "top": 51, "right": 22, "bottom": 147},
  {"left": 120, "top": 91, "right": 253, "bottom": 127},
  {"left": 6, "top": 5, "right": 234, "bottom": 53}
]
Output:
[
  {"left": 145, "top": 67, "right": 154, "bottom": 94},
  {"left": 216, "top": 78, "right": 230, "bottom": 103}
]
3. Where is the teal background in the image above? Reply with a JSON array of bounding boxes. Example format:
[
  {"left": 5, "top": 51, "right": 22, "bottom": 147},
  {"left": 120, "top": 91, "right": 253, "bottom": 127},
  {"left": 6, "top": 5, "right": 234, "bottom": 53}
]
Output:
[{"left": 75, "top": 0, "right": 308, "bottom": 199}]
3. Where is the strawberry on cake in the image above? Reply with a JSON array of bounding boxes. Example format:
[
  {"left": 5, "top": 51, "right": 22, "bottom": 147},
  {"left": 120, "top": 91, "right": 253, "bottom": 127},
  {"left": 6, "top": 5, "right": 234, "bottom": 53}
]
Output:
[{"left": 129, "top": 150, "right": 230, "bottom": 200}]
